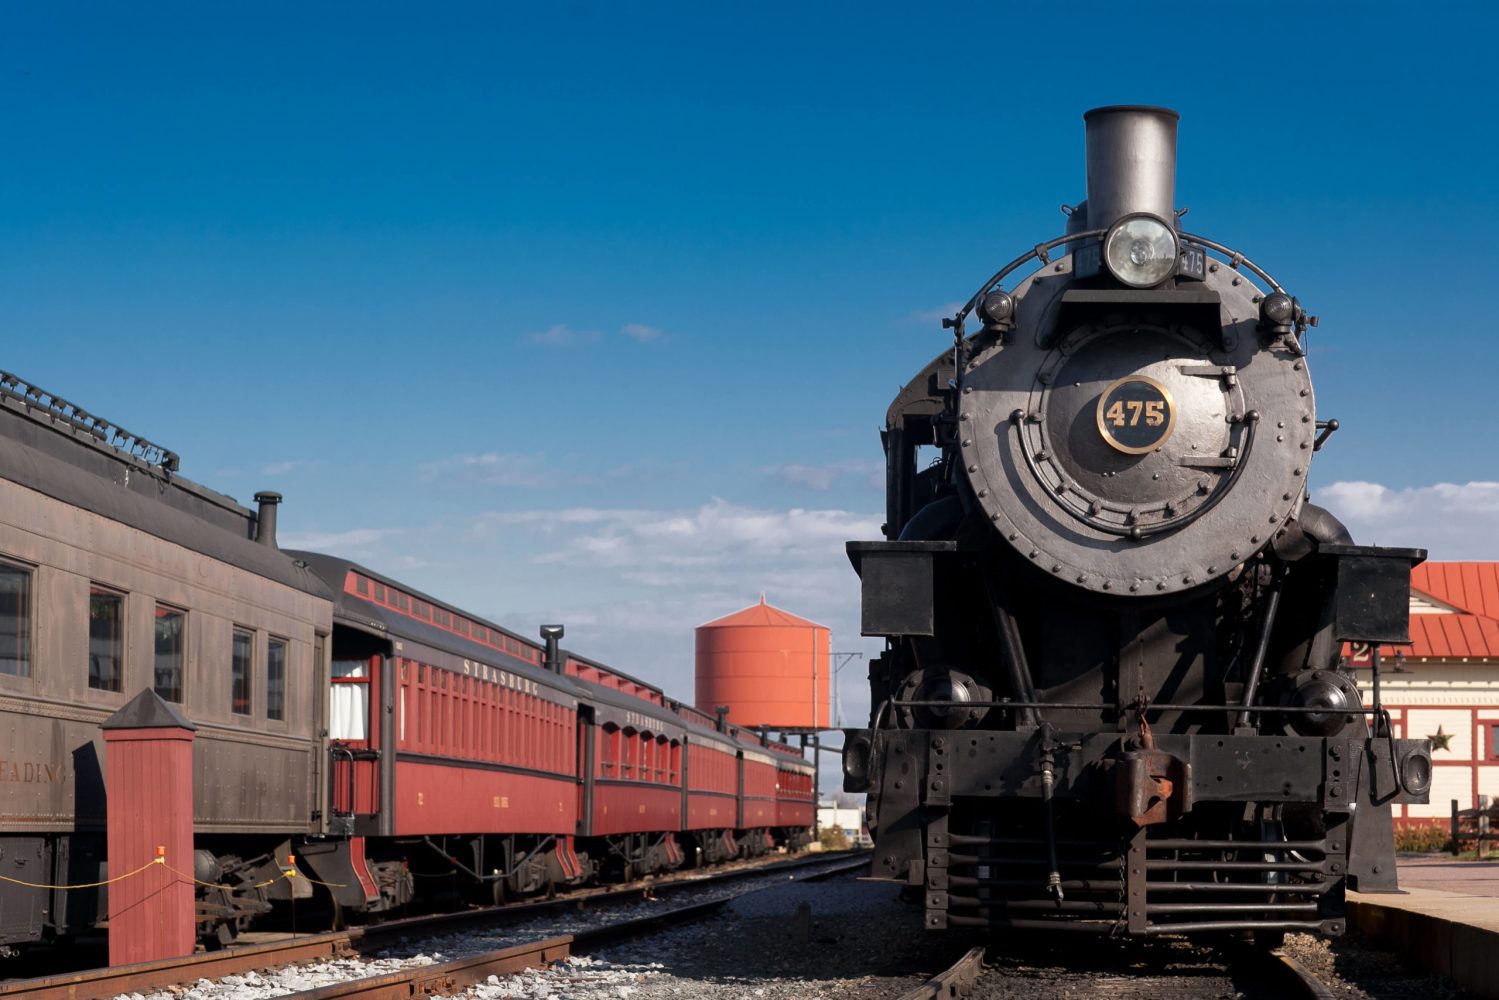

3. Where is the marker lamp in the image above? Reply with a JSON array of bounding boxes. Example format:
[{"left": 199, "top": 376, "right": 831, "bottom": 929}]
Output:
[{"left": 1103, "top": 214, "right": 1178, "bottom": 288}]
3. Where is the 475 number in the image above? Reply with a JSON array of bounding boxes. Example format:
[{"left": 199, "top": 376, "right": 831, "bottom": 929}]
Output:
[{"left": 1105, "top": 399, "right": 1165, "bottom": 427}]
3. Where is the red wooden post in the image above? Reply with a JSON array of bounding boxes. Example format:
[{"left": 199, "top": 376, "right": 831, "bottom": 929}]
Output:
[{"left": 102, "top": 690, "right": 197, "bottom": 965}]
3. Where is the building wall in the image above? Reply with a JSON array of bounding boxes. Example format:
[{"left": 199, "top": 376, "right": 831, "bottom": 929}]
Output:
[
  {"left": 816, "top": 803, "right": 869, "bottom": 845},
  {"left": 1364, "top": 667, "right": 1499, "bottom": 820}
]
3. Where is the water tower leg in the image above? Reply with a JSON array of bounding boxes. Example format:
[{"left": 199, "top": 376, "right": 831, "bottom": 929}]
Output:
[{"left": 813, "top": 731, "right": 821, "bottom": 839}]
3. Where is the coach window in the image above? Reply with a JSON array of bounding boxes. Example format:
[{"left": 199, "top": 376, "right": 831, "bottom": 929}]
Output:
[
  {"left": 230, "top": 628, "right": 253, "bottom": 715},
  {"left": 153, "top": 604, "right": 186, "bottom": 702},
  {"left": 1484, "top": 722, "right": 1499, "bottom": 762},
  {"left": 0, "top": 560, "right": 31, "bottom": 678},
  {"left": 88, "top": 587, "right": 125, "bottom": 692},
  {"left": 601, "top": 723, "right": 620, "bottom": 776},
  {"left": 330, "top": 659, "right": 370, "bottom": 740},
  {"left": 267, "top": 637, "right": 287, "bottom": 721}
]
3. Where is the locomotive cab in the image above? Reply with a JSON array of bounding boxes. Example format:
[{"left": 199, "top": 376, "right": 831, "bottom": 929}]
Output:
[{"left": 845, "top": 106, "right": 1433, "bottom": 939}]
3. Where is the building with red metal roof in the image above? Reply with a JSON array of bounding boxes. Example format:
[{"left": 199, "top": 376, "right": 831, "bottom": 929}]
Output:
[{"left": 1346, "top": 563, "right": 1499, "bottom": 823}]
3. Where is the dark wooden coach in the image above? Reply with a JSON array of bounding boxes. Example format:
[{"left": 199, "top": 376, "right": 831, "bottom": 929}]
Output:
[{"left": 0, "top": 370, "right": 818, "bottom": 948}]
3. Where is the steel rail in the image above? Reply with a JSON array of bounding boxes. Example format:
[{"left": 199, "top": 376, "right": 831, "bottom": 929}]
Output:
[
  {"left": 894, "top": 945, "right": 985, "bottom": 1000},
  {"left": 0, "top": 850, "right": 868, "bottom": 1000},
  {"left": 282, "top": 900, "right": 731, "bottom": 1000},
  {"left": 269, "top": 854, "right": 870, "bottom": 1000},
  {"left": 1265, "top": 949, "right": 1338, "bottom": 1000}
]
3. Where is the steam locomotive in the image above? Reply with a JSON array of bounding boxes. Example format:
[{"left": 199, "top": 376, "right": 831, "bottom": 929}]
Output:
[{"left": 842, "top": 107, "right": 1433, "bottom": 940}]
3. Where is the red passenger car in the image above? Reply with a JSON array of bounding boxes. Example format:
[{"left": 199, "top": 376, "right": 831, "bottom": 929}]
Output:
[{"left": 291, "top": 554, "right": 815, "bottom": 911}]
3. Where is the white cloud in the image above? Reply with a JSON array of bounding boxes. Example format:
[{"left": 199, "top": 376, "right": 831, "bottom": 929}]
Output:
[
  {"left": 622, "top": 322, "right": 664, "bottom": 343},
  {"left": 765, "top": 460, "right": 882, "bottom": 492},
  {"left": 419, "top": 451, "right": 550, "bottom": 488},
  {"left": 526, "top": 323, "right": 601, "bottom": 347},
  {"left": 467, "top": 498, "right": 885, "bottom": 740},
  {"left": 278, "top": 526, "right": 402, "bottom": 558},
  {"left": 1315, "top": 480, "right": 1499, "bottom": 559},
  {"left": 474, "top": 498, "right": 878, "bottom": 573}
]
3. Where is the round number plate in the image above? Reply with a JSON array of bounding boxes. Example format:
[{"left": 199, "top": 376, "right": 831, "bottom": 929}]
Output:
[{"left": 1096, "top": 375, "right": 1176, "bottom": 454}]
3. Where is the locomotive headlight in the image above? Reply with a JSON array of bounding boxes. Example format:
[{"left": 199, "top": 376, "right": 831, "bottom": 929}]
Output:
[{"left": 1103, "top": 214, "right": 1178, "bottom": 288}]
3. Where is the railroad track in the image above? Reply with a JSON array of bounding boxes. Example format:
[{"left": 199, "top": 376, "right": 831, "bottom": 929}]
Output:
[
  {"left": 896, "top": 937, "right": 1338, "bottom": 999},
  {"left": 2, "top": 850, "right": 868, "bottom": 1000}
]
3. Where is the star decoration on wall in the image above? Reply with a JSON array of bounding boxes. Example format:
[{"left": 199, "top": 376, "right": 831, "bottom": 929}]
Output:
[{"left": 1428, "top": 725, "right": 1453, "bottom": 752}]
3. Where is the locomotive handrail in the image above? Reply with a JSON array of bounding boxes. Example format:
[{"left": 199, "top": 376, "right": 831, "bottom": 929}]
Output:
[
  {"left": 888, "top": 699, "right": 1392, "bottom": 716},
  {"left": 1178, "top": 232, "right": 1284, "bottom": 294},
  {"left": 955, "top": 230, "right": 1105, "bottom": 326},
  {"left": 950, "top": 228, "right": 1285, "bottom": 331}
]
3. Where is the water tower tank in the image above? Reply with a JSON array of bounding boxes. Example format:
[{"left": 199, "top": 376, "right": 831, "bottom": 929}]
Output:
[{"left": 695, "top": 596, "right": 830, "bottom": 729}]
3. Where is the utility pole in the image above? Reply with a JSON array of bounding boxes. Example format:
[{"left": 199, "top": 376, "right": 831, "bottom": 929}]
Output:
[{"left": 830, "top": 652, "right": 863, "bottom": 729}]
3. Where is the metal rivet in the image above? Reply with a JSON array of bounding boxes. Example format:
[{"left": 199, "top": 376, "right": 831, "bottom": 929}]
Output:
[
  {"left": 1232, "top": 276, "right": 1241, "bottom": 285},
  {"left": 1029, "top": 550, "right": 1038, "bottom": 558},
  {"left": 1269, "top": 514, "right": 1279, "bottom": 524},
  {"left": 1276, "top": 434, "right": 1284, "bottom": 442},
  {"left": 1102, "top": 581, "right": 1112, "bottom": 590},
  {"left": 1156, "top": 581, "right": 1167, "bottom": 590},
  {"left": 978, "top": 489, "right": 989, "bottom": 498},
  {"left": 990, "top": 512, "right": 1000, "bottom": 521},
  {"left": 1007, "top": 532, "right": 1018, "bottom": 541},
  {"left": 1293, "top": 467, "right": 1304, "bottom": 476},
  {"left": 960, "top": 413, "right": 970, "bottom": 422},
  {"left": 967, "top": 465, "right": 978, "bottom": 473},
  {"left": 1052, "top": 564, "right": 1062, "bottom": 573},
  {"left": 1251, "top": 535, "right": 1260, "bottom": 544},
  {"left": 1277, "top": 420, "right": 1285, "bottom": 429},
  {"left": 1129, "top": 583, "right": 1140, "bottom": 592},
  {"left": 1294, "top": 361, "right": 1304, "bottom": 370},
  {"left": 962, "top": 439, "right": 972, "bottom": 447}
]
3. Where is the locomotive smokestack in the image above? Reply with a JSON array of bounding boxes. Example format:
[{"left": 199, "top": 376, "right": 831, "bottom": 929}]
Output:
[
  {"left": 253, "top": 491, "right": 281, "bottom": 547},
  {"left": 1083, "top": 106, "right": 1179, "bottom": 230},
  {"left": 540, "top": 624, "right": 564, "bottom": 673}
]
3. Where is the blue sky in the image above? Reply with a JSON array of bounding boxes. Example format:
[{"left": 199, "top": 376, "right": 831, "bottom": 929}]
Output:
[{"left": 4, "top": 4, "right": 1498, "bottom": 775}]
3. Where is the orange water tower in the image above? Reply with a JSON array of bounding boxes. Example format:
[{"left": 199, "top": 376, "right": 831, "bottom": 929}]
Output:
[{"left": 695, "top": 596, "right": 830, "bottom": 729}]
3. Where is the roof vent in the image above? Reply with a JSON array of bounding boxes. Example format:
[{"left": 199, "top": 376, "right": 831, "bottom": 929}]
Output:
[{"left": 253, "top": 492, "right": 282, "bottom": 547}]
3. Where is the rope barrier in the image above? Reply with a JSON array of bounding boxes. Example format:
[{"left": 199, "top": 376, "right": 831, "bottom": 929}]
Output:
[
  {"left": 0, "top": 857, "right": 162, "bottom": 891},
  {"left": 0, "top": 851, "right": 346, "bottom": 892}
]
